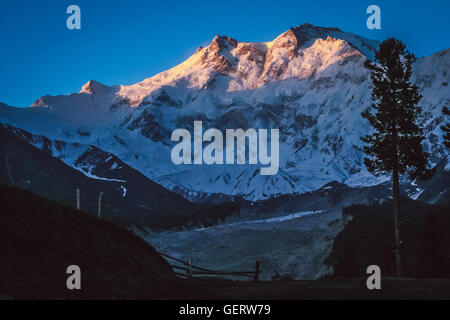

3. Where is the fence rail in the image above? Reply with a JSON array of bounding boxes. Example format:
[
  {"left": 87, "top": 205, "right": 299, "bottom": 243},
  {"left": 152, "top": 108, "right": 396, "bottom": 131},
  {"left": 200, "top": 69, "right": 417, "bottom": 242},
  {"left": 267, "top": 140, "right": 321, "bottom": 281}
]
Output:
[{"left": 158, "top": 251, "right": 260, "bottom": 281}]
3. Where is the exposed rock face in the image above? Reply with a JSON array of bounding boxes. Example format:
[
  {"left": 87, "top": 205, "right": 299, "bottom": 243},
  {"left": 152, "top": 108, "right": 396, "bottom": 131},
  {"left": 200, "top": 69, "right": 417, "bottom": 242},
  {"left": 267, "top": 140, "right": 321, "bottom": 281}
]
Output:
[
  {"left": 128, "top": 109, "right": 169, "bottom": 144},
  {"left": 199, "top": 35, "right": 239, "bottom": 73},
  {"left": 210, "top": 35, "right": 239, "bottom": 52}
]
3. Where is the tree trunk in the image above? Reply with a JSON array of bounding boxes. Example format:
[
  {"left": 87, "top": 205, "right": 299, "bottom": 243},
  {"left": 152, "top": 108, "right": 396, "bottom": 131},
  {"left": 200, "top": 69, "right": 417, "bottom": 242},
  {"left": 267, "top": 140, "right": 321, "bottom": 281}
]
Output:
[
  {"left": 392, "top": 165, "right": 403, "bottom": 277},
  {"left": 391, "top": 97, "right": 403, "bottom": 278}
]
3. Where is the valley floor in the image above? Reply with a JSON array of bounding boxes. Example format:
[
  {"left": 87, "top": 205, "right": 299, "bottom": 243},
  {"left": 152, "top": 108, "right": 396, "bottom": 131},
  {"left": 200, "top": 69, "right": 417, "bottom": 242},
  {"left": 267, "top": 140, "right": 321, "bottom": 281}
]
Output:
[{"left": 142, "top": 210, "right": 345, "bottom": 280}]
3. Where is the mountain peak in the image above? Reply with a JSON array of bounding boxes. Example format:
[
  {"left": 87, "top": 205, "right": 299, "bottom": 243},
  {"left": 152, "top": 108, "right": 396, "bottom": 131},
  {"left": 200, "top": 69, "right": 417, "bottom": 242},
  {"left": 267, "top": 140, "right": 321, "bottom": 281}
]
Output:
[
  {"left": 80, "top": 80, "right": 109, "bottom": 94},
  {"left": 272, "top": 24, "right": 346, "bottom": 51},
  {"left": 291, "top": 23, "right": 343, "bottom": 33},
  {"left": 30, "top": 96, "right": 50, "bottom": 108},
  {"left": 210, "top": 35, "right": 238, "bottom": 52},
  {"left": 272, "top": 23, "right": 378, "bottom": 59}
]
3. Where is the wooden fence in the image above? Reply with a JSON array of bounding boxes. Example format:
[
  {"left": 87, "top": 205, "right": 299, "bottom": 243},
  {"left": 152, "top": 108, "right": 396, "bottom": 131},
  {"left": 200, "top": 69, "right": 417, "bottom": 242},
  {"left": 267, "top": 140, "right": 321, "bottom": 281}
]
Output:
[{"left": 158, "top": 251, "right": 260, "bottom": 281}]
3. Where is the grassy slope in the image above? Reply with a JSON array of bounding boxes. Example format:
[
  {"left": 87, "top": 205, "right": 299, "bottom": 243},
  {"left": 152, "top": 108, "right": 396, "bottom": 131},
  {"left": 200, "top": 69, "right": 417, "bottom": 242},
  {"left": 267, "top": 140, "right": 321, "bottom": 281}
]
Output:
[{"left": 0, "top": 184, "right": 175, "bottom": 299}]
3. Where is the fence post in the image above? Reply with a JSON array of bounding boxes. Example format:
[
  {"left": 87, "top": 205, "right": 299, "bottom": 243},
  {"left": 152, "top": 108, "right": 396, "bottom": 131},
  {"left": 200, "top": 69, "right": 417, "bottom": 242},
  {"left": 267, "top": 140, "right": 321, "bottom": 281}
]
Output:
[
  {"left": 254, "top": 261, "right": 260, "bottom": 282},
  {"left": 76, "top": 188, "right": 80, "bottom": 210},
  {"left": 188, "top": 259, "right": 192, "bottom": 279},
  {"left": 98, "top": 192, "right": 103, "bottom": 217}
]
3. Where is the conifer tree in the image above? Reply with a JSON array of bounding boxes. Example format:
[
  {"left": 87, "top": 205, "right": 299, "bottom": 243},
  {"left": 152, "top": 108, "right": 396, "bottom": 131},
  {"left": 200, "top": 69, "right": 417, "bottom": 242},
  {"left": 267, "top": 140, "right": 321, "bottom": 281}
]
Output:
[{"left": 362, "top": 38, "right": 433, "bottom": 277}]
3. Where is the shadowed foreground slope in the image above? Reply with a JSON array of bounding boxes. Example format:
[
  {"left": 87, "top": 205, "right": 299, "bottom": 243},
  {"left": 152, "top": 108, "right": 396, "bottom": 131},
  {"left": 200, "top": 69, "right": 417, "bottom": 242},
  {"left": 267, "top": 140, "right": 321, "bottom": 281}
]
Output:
[
  {"left": 168, "top": 277, "right": 450, "bottom": 300},
  {"left": 0, "top": 184, "right": 175, "bottom": 299},
  {"left": 1, "top": 184, "right": 449, "bottom": 300},
  {"left": 325, "top": 200, "right": 450, "bottom": 278}
]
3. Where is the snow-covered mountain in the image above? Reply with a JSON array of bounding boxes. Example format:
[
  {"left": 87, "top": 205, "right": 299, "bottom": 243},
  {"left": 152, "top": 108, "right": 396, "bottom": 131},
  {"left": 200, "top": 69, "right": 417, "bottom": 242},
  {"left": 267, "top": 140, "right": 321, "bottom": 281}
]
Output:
[{"left": 0, "top": 24, "right": 449, "bottom": 200}]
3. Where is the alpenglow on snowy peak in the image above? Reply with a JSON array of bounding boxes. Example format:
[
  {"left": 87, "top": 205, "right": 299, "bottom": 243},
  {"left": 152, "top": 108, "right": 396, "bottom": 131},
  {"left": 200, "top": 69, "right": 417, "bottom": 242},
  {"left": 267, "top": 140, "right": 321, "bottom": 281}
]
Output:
[{"left": 0, "top": 24, "right": 448, "bottom": 200}]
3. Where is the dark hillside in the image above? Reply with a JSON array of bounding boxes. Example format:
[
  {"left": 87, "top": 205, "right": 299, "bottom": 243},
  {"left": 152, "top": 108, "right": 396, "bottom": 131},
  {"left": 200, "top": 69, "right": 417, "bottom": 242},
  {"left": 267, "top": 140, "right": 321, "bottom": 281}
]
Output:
[
  {"left": 1, "top": 184, "right": 449, "bottom": 300},
  {"left": 325, "top": 199, "right": 450, "bottom": 278},
  {"left": 0, "top": 184, "right": 175, "bottom": 299}
]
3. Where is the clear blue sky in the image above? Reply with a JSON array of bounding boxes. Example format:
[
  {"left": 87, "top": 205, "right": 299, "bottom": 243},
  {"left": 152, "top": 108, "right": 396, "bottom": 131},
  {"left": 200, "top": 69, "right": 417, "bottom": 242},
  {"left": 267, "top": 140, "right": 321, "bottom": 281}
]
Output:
[{"left": 0, "top": 0, "right": 449, "bottom": 107}]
